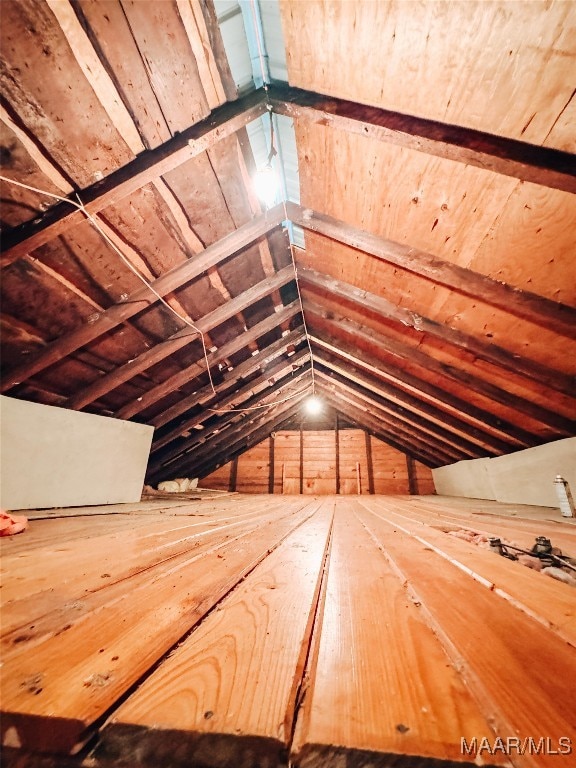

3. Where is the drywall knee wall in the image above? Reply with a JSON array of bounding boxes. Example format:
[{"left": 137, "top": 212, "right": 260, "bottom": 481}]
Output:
[
  {"left": 0, "top": 396, "right": 153, "bottom": 510},
  {"left": 432, "top": 437, "right": 576, "bottom": 507}
]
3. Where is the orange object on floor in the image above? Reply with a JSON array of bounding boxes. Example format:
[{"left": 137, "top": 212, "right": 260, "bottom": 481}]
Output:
[{"left": 0, "top": 510, "right": 28, "bottom": 536}]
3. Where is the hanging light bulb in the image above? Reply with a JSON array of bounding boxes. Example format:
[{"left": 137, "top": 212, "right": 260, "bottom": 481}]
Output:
[
  {"left": 254, "top": 162, "right": 278, "bottom": 209},
  {"left": 254, "top": 110, "right": 279, "bottom": 209},
  {"left": 305, "top": 395, "right": 323, "bottom": 416}
]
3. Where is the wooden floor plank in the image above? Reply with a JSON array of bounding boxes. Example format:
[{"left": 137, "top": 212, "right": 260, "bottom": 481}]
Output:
[
  {"left": 1, "top": 502, "right": 284, "bottom": 606},
  {"left": 97, "top": 500, "right": 334, "bottom": 768},
  {"left": 355, "top": 502, "right": 576, "bottom": 768},
  {"left": 290, "top": 500, "right": 503, "bottom": 768},
  {"left": 359, "top": 498, "right": 576, "bottom": 647},
  {"left": 0, "top": 500, "right": 321, "bottom": 754},
  {"left": 0, "top": 502, "right": 307, "bottom": 647}
]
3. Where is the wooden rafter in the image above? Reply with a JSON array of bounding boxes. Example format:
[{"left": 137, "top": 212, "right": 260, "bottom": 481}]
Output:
[
  {"left": 316, "top": 372, "right": 466, "bottom": 465},
  {"left": 66, "top": 267, "right": 298, "bottom": 410},
  {"left": 289, "top": 203, "right": 576, "bottom": 339},
  {"left": 314, "top": 363, "right": 485, "bottom": 460},
  {"left": 122, "top": 326, "right": 307, "bottom": 424},
  {"left": 269, "top": 84, "right": 576, "bottom": 193},
  {"left": 314, "top": 347, "right": 514, "bottom": 454},
  {"left": 0, "top": 206, "right": 286, "bottom": 392},
  {"left": 150, "top": 349, "right": 310, "bottom": 462},
  {"left": 300, "top": 267, "right": 575, "bottom": 397},
  {"left": 309, "top": 331, "right": 536, "bottom": 448},
  {"left": 306, "top": 300, "right": 574, "bottom": 435},
  {"left": 150, "top": 372, "right": 311, "bottom": 482}
]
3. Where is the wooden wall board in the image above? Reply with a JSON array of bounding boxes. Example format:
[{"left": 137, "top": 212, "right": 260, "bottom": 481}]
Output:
[
  {"left": 236, "top": 440, "right": 270, "bottom": 493},
  {"left": 198, "top": 463, "right": 232, "bottom": 491},
  {"left": 369, "top": 437, "right": 409, "bottom": 495},
  {"left": 302, "top": 430, "right": 336, "bottom": 495},
  {"left": 280, "top": 1, "right": 575, "bottom": 150},
  {"left": 99, "top": 501, "right": 333, "bottom": 767},
  {"left": 338, "top": 429, "right": 368, "bottom": 495},
  {"left": 414, "top": 462, "right": 436, "bottom": 495},
  {"left": 274, "top": 431, "right": 302, "bottom": 494}
]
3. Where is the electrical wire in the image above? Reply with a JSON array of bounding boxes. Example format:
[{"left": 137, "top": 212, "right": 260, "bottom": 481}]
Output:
[
  {"left": 0, "top": 173, "right": 217, "bottom": 395},
  {"left": 1, "top": 14, "right": 318, "bottom": 415},
  {"left": 208, "top": 384, "right": 310, "bottom": 413}
]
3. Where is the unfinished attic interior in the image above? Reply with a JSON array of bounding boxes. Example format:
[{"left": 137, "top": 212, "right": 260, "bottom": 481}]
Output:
[{"left": 1, "top": 0, "right": 576, "bottom": 766}]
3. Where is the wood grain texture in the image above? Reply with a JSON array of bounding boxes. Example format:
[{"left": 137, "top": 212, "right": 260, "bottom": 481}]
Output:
[
  {"left": 99, "top": 502, "right": 333, "bottom": 767},
  {"left": 291, "top": 502, "right": 500, "bottom": 767},
  {"left": 280, "top": 1, "right": 575, "bottom": 150},
  {"left": 0, "top": 499, "right": 317, "bottom": 752}
]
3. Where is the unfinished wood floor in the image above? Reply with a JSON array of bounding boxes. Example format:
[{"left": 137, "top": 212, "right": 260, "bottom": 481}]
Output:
[{"left": 1, "top": 495, "right": 575, "bottom": 768}]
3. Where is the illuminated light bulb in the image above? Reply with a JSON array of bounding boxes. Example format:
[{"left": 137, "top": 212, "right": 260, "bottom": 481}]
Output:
[
  {"left": 305, "top": 395, "right": 323, "bottom": 416},
  {"left": 254, "top": 164, "right": 278, "bottom": 208}
]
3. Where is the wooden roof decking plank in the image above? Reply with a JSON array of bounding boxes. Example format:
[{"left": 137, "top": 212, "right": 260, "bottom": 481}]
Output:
[
  {"left": 290, "top": 501, "right": 501, "bottom": 768},
  {"left": 355, "top": 502, "right": 576, "bottom": 768},
  {"left": 288, "top": 203, "right": 576, "bottom": 339},
  {"left": 300, "top": 267, "right": 575, "bottom": 398},
  {"left": 131, "top": 326, "right": 307, "bottom": 426},
  {"left": 0, "top": 206, "right": 286, "bottom": 393},
  {"left": 269, "top": 85, "right": 576, "bottom": 193},
  {"left": 98, "top": 502, "right": 333, "bottom": 767},
  {"left": 150, "top": 350, "right": 310, "bottom": 462},
  {"left": 306, "top": 300, "right": 573, "bottom": 436},
  {"left": 314, "top": 349, "right": 516, "bottom": 454},
  {"left": 279, "top": 2, "right": 575, "bottom": 151},
  {"left": 309, "top": 329, "right": 538, "bottom": 449},
  {"left": 65, "top": 268, "right": 298, "bottom": 410},
  {"left": 0, "top": 89, "right": 268, "bottom": 267},
  {"left": 0, "top": 499, "right": 320, "bottom": 754},
  {"left": 357, "top": 497, "right": 576, "bottom": 648}
]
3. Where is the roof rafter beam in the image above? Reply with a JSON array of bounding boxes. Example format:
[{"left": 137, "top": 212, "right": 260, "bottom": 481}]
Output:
[
  {"left": 315, "top": 373, "right": 464, "bottom": 466},
  {"left": 150, "top": 349, "right": 310, "bottom": 461},
  {"left": 313, "top": 361, "right": 484, "bottom": 460},
  {"left": 300, "top": 267, "right": 574, "bottom": 397},
  {"left": 0, "top": 205, "right": 286, "bottom": 393},
  {"left": 66, "top": 266, "right": 298, "bottom": 410},
  {"left": 288, "top": 203, "right": 576, "bottom": 338},
  {"left": 308, "top": 331, "right": 535, "bottom": 448},
  {"left": 269, "top": 84, "right": 576, "bottom": 193},
  {"left": 149, "top": 371, "right": 311, "bottom": 483},
  {"left": 125, "top": 326, "right": 306, "bottom": 425},
  {"left": 306, "top": 300, "right": 573, "bottom": 435},
  {"left": 179, "top": 402, "right": 307, "bottom": 485},
  {"left": 314, "top": 345, "right": 513, "bottom": 453}
]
